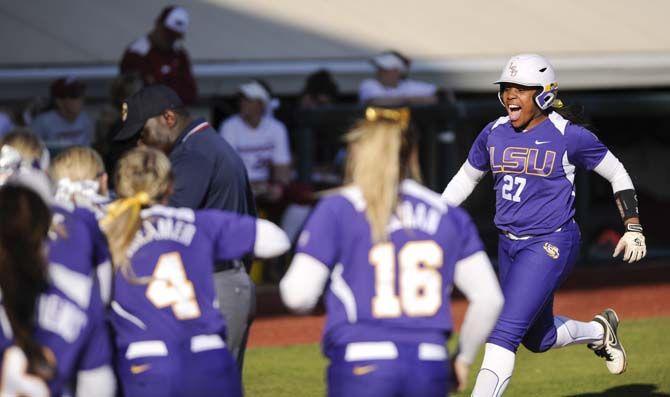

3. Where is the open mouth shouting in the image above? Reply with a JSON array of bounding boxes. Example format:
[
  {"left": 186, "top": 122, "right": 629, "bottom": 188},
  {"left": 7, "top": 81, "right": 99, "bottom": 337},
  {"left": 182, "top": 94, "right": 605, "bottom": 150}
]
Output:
[{"left": 507, "top": 104, "right": 522, "bottom": 122}]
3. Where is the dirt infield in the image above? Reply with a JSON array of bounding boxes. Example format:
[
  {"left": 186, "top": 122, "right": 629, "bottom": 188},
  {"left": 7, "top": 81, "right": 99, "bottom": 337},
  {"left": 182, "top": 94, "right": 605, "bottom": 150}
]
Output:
[{"left": 248, "top": 262, "right": 670, "bottom": 348}]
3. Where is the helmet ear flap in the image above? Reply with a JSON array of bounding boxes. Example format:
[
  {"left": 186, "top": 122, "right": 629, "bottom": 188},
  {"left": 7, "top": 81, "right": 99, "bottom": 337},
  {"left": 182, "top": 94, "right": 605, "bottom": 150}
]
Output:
[
  {"left": 497, "top": 90, "right": 505, "bottom": 108},
  {"left": 535, "top": 91, "right": 555, "bottom": 110}
]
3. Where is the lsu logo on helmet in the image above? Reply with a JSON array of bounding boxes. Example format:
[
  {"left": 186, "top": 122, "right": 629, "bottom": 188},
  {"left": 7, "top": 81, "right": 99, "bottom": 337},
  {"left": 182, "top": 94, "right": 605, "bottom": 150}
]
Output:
[{"left": 543, "top": 242, "right": 560, "bottom": 259}]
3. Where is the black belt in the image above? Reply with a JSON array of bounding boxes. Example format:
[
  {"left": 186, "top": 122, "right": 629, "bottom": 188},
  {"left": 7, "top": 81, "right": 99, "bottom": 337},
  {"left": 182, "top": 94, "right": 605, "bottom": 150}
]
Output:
[{"left": 215, "top": 260, "right": 243, "bottom": 272}]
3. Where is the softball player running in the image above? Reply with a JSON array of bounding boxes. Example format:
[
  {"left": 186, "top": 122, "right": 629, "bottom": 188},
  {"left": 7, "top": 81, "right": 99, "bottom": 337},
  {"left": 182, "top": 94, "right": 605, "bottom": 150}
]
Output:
[
  {"left": 281, "top": 107, "right": 504, "bottom": 396},
  {"left": 442, "top": 54, "right": 646, "bottom": 396},
  {"left": 101, "top": 147, "right": 290, "bottom": 397}
]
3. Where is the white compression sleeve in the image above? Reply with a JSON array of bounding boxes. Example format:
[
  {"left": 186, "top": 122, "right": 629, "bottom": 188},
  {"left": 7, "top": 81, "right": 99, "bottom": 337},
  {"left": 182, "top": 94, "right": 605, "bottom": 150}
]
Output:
[
  {"left": 441, "top": 161, "right": 486, "bottom": 206},
  {"left": 453, "top": 251, "right": 504, "bottom": 365},
  {"left": 280, "top": 253, "right": 330, "bottom": 314},
  {"left": 76, "top": 365, "right": 116, "bottom": 397},
  {"left": 593, "top": 151, "right": 634, "bottom": 193},
  {"left": 472, "top": 343, "right": 515, "bottom": 397},
  {"left": 254, "top": 219, "right": 291, "bottom": 258},
  {"left": 552, "top": 316, "right": 604, "bottom": 349}
]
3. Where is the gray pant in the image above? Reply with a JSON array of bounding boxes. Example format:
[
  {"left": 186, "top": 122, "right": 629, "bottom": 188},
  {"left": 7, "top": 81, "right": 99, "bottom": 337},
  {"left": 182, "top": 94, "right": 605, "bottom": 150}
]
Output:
[{"left": 213, "top": 265, "right": 256, "bottom": 374}]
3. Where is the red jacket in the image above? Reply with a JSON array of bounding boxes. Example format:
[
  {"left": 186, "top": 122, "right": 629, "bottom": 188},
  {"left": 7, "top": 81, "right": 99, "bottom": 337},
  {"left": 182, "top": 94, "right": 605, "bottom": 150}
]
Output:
[{"left": 120, "top": 35, "right": 198, "bottom": 104}]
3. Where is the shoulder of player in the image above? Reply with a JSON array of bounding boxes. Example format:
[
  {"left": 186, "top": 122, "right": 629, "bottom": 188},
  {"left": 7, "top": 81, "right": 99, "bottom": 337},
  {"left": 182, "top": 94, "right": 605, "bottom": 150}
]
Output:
[
  {"left": 488, "top": 116, "right": 510, "bottom": 132},
  {"left": 47, "top": 262, "right": 94, "bottom": 309},
  {"left": 399, "top": 179, "right": 447, "bottom": 213},
  {"left": 126, "top": 35, "right": 151, "bottom": 56},
  {"left": 141, "top": 204, "right": 196, "bottom": 223},
  {"left": 52, "top": 203, "right": 92, "bottom": 234},
  {"left": 317, "top": 186, "right": 366, "bottom": 215}
]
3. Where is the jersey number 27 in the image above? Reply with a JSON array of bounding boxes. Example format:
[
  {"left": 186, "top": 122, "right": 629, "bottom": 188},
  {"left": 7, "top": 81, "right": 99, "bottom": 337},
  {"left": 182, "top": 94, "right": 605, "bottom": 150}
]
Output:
[{"left": 370, "top": 240, "right": 443, "bottom": 318}]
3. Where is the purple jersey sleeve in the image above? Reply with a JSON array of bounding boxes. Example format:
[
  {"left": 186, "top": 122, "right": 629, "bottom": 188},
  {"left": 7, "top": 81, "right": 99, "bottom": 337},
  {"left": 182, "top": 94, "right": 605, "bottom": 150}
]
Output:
[
  {"left": 74, "top": 207, "right": 111, "bottom": 268},
  {"left": 566, "top": 124, "right": 609, "bottom": 171},
  {"left": 451, "top": 207, "right": 485, "bottom": 261},
  {"left": 198, "top": 210, "right": 256, "bottom": 261},
  {"left": 467, "top": 124, "right": 493, "bottom": 171},
  {"left": 77, "top": 282, "right": 113, "bottom": 371},
  {"left": 295, "top": 197, "right": 341, "bottom": 268}
]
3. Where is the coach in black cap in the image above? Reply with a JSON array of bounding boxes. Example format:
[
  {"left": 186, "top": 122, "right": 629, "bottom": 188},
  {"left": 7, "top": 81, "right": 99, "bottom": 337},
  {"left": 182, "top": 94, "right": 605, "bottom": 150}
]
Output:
[{"left": 116, "top": 84, "right": 257, "bottom": 374}]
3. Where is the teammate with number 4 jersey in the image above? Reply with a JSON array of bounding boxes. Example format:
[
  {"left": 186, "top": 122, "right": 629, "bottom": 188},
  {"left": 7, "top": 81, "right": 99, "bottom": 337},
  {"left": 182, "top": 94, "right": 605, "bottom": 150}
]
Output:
[
  {"left": 442, "top": 54, "right": 647, "bottom": 396},
  {"left": 281, "top": 107, "right": 504, "bottom": 397},
  {"left": 101, "top": 147, "right": 290, "bottom": 397}
]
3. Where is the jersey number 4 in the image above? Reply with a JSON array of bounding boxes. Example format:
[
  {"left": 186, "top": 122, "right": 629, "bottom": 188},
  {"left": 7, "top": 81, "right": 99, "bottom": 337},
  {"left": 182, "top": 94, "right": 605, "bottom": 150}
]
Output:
[
  {"left": 370, "top": 241, "right": 443, "bottom": 318},
  {"left": 501, "top": 175, "right": 526, "bottom": 202},
  {"left": 146, "top": 252, "right": 201, "bottom": 320}
]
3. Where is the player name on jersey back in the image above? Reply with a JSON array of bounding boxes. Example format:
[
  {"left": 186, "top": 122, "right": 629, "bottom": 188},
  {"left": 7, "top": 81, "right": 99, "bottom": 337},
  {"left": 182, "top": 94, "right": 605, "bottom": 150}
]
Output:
[
  {"left": 127, "top": 217, "right": 196, "bottom": 258},
  {"left": 37, "top": 293, "right": 87, "bottom": 343},
  {"left": 388, "top": 200, "right": 442, "bottom": 235}
]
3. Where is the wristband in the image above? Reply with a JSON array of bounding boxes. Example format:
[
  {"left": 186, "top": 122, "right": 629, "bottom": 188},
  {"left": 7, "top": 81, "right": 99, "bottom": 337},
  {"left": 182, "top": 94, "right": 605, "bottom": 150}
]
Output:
[
  {"left": 625, "top": 223, "right": 643, "bottom": 233},
  {"left": 614, "top": 189, "right": 639, "bottom": 221}
]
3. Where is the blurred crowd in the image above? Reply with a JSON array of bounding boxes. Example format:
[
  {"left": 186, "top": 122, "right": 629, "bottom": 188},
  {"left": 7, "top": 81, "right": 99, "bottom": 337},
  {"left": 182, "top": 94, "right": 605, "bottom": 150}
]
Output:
[{"left": 0, "top": 5, "right": 453, "bottom": 283}]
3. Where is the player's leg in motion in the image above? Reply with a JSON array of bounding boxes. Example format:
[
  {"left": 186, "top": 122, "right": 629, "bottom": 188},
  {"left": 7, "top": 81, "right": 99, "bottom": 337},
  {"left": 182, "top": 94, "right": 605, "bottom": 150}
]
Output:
[
  {"left": 472, "top": 225, "right": 580, "bottom": 396},
  {"left": 521, "top": 229, "right": 627, "bottom": 374}
]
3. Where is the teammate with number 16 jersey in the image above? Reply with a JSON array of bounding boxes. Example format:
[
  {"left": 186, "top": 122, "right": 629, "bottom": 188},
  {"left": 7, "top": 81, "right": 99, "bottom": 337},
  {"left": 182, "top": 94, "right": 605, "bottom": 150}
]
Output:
[
  {"left": 281, "top": 108, "right": 503, "bottom": 397},
  {"left": 102, "top": 147, "right": 290, "bottom": 397}
]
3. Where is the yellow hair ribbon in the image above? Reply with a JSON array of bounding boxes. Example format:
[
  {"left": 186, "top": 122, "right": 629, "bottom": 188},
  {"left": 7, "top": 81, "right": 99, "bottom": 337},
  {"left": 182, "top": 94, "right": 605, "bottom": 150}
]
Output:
[
  {"left": 365, "top": 107, "right": 411, "bottom": 130},
  {"left": 552, "top": 98, "right": 565, "bottom": 109},
  {"left": 99, "top": 191, "right": 150, "bottom": 230}
]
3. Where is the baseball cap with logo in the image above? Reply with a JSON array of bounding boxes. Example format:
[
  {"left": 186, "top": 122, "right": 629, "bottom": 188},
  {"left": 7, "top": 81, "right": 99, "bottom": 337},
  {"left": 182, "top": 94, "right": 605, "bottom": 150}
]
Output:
[
  {"left": 114, "top": 85, "right": 183, "bottom": 141},
  {"left": 158, "top": 6, "right": 189, "bottom": 36}
]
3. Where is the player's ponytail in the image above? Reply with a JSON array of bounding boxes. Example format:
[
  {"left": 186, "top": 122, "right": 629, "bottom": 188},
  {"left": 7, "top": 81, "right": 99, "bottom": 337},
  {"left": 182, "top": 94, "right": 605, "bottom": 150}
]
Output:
[
  {"left": 551, "top": 99, "right": 594, "bottom": 129},
  {"left": 0, "top": 184, "right": 55, "bottom": 380},
  {"left": 100, "top": 147, "right": 171, "bottom": 276},
  {"left": 345, "top": 107, "right": 418, "bottom": 242}
]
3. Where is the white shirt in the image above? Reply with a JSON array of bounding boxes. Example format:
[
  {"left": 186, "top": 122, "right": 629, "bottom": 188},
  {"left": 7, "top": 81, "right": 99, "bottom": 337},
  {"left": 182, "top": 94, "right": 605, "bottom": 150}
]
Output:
[
  {"left": 31, "top": 110, "right": 93, "bottom": 150},
  {"left": 358, "top": 78, "right": 437, "bottom": 103},
  {"left": 219, "top": 115, "right": 292, "bottom": 183}
]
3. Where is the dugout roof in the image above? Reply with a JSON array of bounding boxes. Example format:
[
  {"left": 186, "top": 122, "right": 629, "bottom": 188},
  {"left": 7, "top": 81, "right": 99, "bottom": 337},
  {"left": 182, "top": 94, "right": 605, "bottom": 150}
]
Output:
[{"left": 1, "top": 0, "right": 669, "bottom": 98}]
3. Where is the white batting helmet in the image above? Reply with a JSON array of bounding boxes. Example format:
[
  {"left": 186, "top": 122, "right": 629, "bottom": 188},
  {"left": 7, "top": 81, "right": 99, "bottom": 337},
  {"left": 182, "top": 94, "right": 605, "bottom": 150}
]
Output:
[{"left": 494, "top": 54, "right": 558, "bottom": 110}]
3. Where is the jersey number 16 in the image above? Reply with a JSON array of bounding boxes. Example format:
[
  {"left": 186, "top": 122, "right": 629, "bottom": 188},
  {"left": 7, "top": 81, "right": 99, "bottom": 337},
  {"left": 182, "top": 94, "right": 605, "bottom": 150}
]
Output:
[{"left": 370, "top": 240, "right": 443, "bottom": 318}]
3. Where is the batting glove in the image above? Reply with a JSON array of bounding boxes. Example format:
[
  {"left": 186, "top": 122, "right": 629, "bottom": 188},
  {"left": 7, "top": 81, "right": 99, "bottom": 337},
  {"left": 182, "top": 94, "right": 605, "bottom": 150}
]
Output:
[{"left": 613, "top": 225, "right": 646, "bottom": 263}]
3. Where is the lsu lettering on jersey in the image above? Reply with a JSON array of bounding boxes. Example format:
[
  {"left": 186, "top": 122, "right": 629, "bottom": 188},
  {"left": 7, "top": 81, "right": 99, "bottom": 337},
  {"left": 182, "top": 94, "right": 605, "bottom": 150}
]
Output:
[
  {"left": 0, "top": 206, "right": 112, "bottom": 396},
  {"left": 110, "top": 205, "right": 256, "bottom": 351},
  {"left": 467, "top": 112, "right": 608, "bottom": 235},
  {"left": 296, "top": 180, "right": 485, "bottom": 355}
]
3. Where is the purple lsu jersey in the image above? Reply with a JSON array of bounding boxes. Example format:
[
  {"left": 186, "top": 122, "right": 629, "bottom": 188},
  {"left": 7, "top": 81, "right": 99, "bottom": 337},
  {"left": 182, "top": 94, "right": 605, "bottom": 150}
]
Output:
[
  {"left": 0, "top": 216, "right": 111, "bottom": 396},
  {"left": 110, "top": 205, "right": 256, "bottom": 350},
  {"left": 467, "top": 112, "right": 609, "bottom": 235},
  {"left": 50, "top": 203, "right": 108, "bottom": 276},
  {"left": 296, "top": 180, "right": 484, "bottom": 353}
]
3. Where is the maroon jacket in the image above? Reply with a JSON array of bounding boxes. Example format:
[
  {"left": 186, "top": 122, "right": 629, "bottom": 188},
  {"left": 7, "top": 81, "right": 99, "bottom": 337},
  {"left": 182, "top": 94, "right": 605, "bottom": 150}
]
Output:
[{"left": 120, "top": 35, "right": 198, "bottom": 104}]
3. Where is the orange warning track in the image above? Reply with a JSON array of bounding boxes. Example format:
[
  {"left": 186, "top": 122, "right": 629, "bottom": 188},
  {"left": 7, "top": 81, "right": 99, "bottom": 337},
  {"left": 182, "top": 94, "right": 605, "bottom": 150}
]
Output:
[{"left": 248, "top": 282, "right": 670, "bottom": 348}]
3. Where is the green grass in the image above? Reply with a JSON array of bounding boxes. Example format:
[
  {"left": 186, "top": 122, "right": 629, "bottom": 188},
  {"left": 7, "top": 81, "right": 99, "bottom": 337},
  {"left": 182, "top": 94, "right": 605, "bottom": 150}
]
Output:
[{"left": 243, "top": 317, "right": 670, "bottom": 396}]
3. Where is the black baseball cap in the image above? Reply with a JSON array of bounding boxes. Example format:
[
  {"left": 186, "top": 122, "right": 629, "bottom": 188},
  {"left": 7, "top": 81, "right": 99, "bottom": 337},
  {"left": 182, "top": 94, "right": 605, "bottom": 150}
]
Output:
[{"left": 115, "top": 85, "right": 183, "bottom": 141}]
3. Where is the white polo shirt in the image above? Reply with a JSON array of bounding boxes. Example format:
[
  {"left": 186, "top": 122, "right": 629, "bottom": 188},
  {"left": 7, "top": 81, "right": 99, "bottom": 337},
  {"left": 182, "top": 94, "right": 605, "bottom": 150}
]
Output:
[
  {"left": 219, "top": 115, "right": 292, "bottom": 183},
  {"left": 358, "top": 78, "right": 437, "bottom": 103}
]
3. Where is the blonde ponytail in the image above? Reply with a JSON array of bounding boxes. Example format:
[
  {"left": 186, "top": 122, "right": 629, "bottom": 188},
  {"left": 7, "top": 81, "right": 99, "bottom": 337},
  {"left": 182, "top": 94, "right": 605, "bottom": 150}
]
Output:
[
  {"left": 100, "top": 147, "right": 171, "bottom": 275},
  {"left": 345, "top": 107, "right": 412, "bottom": 243}
]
